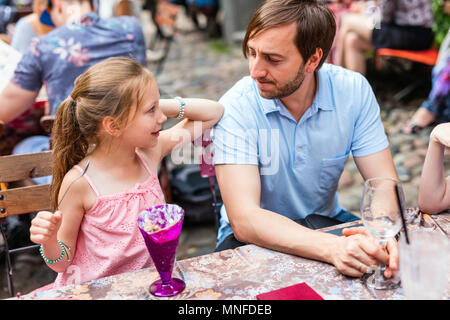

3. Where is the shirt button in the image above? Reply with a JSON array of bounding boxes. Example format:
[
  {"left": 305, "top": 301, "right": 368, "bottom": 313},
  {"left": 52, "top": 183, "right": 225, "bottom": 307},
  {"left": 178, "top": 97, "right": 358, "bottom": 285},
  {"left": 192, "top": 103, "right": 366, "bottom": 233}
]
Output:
[{"left": 296, "top": 147, "right": 302, "bottom": 152}]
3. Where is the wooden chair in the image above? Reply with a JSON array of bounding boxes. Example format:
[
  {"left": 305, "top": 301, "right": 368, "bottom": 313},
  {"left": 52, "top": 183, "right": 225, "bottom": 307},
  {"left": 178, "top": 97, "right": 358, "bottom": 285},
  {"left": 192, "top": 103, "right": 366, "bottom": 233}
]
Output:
[
  {"left": 0, "top": 150, "right": 53, "bottom": 297},
  {"left": 375, "top": 47, "right": 439, "bottom": 103}
]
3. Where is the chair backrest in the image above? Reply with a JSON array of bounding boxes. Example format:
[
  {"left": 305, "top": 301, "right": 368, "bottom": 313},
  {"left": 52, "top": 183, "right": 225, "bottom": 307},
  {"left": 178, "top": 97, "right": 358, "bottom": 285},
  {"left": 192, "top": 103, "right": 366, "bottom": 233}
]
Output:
[
  {"left": 0, "top": 150, "right": 53, "bottom": 297},
  {"left": 0, "top": 150, "right": 53, "bottom": 218},
  {"left": 39, "top": 115, "right": 55, "bottom": 135}
]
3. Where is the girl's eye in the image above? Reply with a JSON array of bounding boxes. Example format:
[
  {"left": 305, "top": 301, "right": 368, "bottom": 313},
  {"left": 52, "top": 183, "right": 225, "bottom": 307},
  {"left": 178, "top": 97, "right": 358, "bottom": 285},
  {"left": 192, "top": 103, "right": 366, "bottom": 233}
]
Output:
[{"left": 148, "top": 107, "right": 155, "bottom": 113}]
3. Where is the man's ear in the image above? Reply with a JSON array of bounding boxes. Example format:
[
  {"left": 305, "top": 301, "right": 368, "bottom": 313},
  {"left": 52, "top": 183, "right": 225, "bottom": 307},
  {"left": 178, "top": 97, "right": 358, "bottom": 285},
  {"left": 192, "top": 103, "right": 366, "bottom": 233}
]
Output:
[
  {"left": 305, "top": 48, "right": 323, "bottom": 73},
  {"left": 102, "top": 116, "right": 122, "bottom": 137}
]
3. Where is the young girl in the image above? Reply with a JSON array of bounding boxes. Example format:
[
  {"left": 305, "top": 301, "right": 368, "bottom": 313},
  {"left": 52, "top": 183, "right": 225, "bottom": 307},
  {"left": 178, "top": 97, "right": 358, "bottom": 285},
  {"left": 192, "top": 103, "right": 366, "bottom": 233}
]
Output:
[
  {"left": 29, "top": 57, "right": 224, "bottom": 289},
  {"left": 418, "top": 123, "right": 450, "bottom": 214}
]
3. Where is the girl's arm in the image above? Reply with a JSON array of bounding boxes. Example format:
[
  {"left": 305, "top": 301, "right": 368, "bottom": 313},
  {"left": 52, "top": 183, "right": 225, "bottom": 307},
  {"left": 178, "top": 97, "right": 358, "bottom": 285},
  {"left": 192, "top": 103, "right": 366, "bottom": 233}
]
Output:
[
  {"left": 156, "top": 98, "right": 224, "bottom": 160},
  {"left": 418, "top": 123, "right": 450, "bottom": 214},
  {"left": 30, "top": 168, "right": 87, "bottom": 272}
]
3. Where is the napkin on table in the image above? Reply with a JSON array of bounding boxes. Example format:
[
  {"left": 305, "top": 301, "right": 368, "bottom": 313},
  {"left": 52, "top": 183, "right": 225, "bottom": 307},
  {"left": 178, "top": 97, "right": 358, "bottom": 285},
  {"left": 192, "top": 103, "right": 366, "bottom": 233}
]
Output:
[{"left": 256, "top": 282, "right": 324, "bottom": 300}]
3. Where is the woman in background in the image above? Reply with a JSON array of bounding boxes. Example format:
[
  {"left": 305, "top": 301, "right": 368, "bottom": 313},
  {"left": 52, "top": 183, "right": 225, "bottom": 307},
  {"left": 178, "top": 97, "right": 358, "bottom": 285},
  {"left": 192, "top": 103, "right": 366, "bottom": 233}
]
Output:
[{"left": 10, "top": 0, "right": 54, "bottom": 54}]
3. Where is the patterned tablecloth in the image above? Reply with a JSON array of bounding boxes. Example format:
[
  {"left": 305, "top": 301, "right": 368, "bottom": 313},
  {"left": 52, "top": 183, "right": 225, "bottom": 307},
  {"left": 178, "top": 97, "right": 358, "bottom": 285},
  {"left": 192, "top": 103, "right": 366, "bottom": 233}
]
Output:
[{"left": 12, "top": 209, "right": 450, "bottom": 300}]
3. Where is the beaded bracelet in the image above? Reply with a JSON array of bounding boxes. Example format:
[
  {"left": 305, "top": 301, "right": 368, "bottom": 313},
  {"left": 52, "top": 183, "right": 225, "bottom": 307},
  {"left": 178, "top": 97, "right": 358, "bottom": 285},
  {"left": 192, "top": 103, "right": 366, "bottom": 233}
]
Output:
[
  {"left": 174, "top": 96, "right": 186, "bottom": 119},
  {"left": 40, "top": 240, "right": 71, "bottom": 264}
]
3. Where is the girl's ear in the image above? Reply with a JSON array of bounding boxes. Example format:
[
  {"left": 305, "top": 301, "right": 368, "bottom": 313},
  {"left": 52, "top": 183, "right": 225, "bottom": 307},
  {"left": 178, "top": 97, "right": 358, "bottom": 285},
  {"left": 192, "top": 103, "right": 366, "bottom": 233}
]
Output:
[{"left": 102, "top": 116, "right": 122, "bottom": 137}]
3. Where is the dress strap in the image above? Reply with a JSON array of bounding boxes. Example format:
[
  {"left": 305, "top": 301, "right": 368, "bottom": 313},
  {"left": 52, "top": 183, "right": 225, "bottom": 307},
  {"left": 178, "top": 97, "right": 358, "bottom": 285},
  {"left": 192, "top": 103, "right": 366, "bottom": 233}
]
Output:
[
  {"left": 135, "top": 150, "right": 156, "bottom": 178},
  {"left": 74, "top": 165, "right": 100, "bottom": 196}
]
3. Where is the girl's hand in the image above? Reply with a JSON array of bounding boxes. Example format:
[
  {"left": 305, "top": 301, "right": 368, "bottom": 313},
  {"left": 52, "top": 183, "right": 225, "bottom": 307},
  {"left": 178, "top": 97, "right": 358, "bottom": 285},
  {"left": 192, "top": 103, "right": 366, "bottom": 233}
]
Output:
[
  {"left": 30, "top": 210, "right": 63, "bottom": 245},
  {"left": 430, "top": 123, "right": 450, "bottom": 148}
]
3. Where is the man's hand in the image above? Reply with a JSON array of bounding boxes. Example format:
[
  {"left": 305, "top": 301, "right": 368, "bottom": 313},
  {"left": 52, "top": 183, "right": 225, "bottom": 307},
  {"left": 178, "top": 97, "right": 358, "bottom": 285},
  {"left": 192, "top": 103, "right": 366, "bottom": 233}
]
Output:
[{"left": 341, "top": 226, "right": 399, "bottom": 278}]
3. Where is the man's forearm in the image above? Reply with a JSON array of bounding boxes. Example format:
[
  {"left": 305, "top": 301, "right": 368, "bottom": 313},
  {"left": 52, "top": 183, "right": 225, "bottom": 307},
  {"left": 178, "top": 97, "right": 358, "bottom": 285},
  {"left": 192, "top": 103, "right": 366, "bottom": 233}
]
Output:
[
  {"left": 0, "top": 83, "right": 39, "bottom": 123},
  {"left": 230, "top": 207, "right": 339, "bottom": 264}
]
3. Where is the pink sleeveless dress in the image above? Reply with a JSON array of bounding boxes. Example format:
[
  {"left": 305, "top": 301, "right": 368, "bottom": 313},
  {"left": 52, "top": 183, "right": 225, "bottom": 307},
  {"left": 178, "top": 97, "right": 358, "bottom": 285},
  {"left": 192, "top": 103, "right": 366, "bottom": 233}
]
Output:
[{"left": 41, "top": 151, "right": 165, "bottom": 290}]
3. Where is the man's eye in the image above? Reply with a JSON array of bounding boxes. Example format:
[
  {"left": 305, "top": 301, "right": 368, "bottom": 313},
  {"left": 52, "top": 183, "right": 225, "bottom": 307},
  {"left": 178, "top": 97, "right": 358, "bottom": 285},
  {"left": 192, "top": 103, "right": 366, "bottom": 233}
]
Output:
[
  {"left": 267, "top": 56, "right": 281, "bottom": 63},
  {"left": 148, "top": 107, "right": 155, "bottom": 113}
]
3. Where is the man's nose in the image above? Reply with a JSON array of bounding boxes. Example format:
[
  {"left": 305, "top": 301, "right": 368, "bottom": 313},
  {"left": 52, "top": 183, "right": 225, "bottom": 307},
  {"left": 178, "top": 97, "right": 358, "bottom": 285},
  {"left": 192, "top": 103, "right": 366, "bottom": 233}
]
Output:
[{"left": 249, "top": 57, "right": 267, "bottom": 79}]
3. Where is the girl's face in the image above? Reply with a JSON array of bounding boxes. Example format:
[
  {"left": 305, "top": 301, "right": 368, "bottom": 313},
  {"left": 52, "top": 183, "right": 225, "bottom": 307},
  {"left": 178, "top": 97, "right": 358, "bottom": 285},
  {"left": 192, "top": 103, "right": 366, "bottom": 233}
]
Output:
[{"left": 120, "top": 80, "right": 167, "bottom": 149}]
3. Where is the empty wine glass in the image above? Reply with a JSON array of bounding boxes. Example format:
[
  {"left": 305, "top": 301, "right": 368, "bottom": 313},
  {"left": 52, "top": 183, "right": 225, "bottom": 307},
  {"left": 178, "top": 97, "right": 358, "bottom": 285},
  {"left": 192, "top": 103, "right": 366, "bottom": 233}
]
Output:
[{"left": 361, "top": 177, "right": 404, "bottom": 290}]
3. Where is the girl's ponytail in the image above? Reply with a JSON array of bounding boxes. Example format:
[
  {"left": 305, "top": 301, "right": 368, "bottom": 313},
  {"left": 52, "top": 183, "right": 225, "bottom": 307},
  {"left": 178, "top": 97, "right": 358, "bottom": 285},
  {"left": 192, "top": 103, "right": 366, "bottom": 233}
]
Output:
[{"left": 50, "top": 97, "right": 89, "bottom": 210}]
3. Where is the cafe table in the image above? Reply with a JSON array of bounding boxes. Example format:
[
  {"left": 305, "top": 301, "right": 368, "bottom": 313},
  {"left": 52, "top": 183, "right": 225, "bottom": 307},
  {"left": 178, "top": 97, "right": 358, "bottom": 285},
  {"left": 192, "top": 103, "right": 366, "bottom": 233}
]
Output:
[{"left": 12, "top": 208, "right": 450, "bottom": 300}]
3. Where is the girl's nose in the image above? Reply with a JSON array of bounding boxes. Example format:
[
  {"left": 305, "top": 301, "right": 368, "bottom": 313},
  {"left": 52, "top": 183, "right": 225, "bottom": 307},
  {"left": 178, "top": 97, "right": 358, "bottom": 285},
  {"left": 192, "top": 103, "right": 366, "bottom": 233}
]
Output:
[{"left": 159, "top": 108, "right": 167, "bottom": 124}]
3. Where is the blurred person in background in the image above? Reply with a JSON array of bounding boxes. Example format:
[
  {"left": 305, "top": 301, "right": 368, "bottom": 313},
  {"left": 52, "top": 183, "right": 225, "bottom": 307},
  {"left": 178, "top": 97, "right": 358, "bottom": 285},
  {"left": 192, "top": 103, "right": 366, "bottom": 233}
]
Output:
[
  {"left": 161, "top": 0, "right": 220, "bottom": 38},
  {"left": 334, "top": 0, "right": 434, "bottom": 75},
  {"left": 402, "top": 0, "right": 450, "bottom": 134},
  {"left": 97, "top": 0, "right": 142, "bottom": 19},
  {"left": 326, "top": 0, "right": 376, "bottom": 63},
  {"left": 0, "top": 0, "right": 34, "bottom": 43},
  {"left": 10, "top": 0, "right": 54, "bottom": 54},
  {"left": 0, "top": 0, "right": 146, "bottom": 160},
  {"left": 186, "top": 0, "right": 220, "bottom": 38}
]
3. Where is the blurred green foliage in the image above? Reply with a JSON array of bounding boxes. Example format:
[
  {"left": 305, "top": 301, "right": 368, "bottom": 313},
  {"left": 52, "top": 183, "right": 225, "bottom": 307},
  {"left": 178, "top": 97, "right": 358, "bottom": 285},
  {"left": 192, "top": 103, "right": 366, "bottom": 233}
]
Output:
[
  {"left": 432, "top": 0, "right": 450, "bottom": 48},
  {"left": 209, "top": 39, "right": 231, "bottom": 54}
]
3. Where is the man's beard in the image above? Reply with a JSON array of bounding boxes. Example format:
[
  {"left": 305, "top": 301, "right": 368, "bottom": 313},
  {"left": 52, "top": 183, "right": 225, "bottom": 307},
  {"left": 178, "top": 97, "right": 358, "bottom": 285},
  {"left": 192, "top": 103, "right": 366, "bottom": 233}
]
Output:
[{"left": 257, "top": 64, "right": 306, "bottom": 99}]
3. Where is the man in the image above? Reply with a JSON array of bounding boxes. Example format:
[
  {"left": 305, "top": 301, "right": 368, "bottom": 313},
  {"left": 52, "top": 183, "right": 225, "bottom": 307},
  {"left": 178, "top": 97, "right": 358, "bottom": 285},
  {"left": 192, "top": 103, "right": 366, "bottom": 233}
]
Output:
[
  {"left": 0, "top": 0, "right": 146, "bottom": 156},
  {"left": 212, "top": 0, "right": 399, "bottom": 278}
]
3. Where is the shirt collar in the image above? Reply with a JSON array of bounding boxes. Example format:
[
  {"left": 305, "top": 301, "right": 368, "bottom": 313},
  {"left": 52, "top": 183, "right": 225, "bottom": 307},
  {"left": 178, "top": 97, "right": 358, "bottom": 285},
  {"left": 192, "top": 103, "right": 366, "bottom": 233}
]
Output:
[
  {"left": 312, "top": 63, "right": 335, "bottom": 111},
  {"left": 256, "top": 63, "right": 336, "bottom": 115}
]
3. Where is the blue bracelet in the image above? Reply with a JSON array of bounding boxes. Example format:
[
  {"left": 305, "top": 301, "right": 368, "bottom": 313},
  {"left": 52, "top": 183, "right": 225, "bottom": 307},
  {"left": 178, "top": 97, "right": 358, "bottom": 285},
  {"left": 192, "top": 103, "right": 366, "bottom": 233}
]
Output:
[
  {"left": 174, "top": 96, "right": 185, "bottom": 119},
  {"left": 40, "top": 240, "right": 71, "bottom": 264}
]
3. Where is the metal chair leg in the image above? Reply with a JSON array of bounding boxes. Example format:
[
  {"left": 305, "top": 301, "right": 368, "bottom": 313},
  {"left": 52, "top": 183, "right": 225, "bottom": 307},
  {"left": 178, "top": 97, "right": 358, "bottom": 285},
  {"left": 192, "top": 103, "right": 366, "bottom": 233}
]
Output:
[
  {"left": 0, "top": 218, "right": 14, "bottom": 297},
  {"left": 208, "top": 176, "right": 222, "bottom": 234},
  {"left": 393, "top": 79, "right": 424, "bottom": 103}
]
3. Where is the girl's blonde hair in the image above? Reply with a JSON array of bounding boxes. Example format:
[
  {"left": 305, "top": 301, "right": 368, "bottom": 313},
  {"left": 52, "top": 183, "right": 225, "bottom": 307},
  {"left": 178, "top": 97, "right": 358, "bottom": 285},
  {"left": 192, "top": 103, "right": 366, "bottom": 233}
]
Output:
[{"left": 50, "top": 57, "right": 154, "bottom": 210}]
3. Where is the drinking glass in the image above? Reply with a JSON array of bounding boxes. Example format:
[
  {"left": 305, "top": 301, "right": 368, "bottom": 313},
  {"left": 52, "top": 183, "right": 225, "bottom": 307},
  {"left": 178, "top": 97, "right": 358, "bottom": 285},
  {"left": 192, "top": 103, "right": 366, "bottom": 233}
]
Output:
[
  {"left": 360, "top": 177, "right": 404, "bottom": 290},
  {"left": 137, "top": 204, "right": 186, "bottom": 297},
  {"left": 399, "top": 229, "right": 449, "bottom": 299}
]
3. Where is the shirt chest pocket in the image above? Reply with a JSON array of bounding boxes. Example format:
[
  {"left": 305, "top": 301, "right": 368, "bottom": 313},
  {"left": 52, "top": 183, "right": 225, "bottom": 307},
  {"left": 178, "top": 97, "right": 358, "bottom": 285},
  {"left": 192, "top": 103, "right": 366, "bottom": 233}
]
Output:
[{"left": 319, "top": 154, "right": 349, "bottom": 193}]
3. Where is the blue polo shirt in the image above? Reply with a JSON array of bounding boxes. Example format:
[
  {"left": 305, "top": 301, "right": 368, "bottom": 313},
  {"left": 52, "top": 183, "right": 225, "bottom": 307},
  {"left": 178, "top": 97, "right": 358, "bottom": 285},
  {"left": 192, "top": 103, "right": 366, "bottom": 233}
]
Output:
[{"left": 212, "top": 63, "right": 389, "bottom": 244}]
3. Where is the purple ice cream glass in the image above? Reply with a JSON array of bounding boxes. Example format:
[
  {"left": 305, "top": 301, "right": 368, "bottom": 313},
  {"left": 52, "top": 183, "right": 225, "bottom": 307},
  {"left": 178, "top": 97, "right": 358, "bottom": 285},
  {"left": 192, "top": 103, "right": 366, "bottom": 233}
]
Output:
[{"left": 137, "top": 204, "right": 185, "bottom": 297}]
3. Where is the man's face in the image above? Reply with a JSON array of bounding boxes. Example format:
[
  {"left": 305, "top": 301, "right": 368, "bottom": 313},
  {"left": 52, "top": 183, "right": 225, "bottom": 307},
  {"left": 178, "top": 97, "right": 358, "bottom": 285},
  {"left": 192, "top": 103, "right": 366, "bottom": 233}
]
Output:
[{"left": 247, "top": 22, "right": 306, "bottom": 99}]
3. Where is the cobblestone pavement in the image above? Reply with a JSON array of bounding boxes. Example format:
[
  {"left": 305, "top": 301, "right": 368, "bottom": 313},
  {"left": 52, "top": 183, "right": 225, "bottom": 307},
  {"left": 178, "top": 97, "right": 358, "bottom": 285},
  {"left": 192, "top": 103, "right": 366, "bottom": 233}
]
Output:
[{"left": 1, "top": 9, "right": 447, "bottom": 298}]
